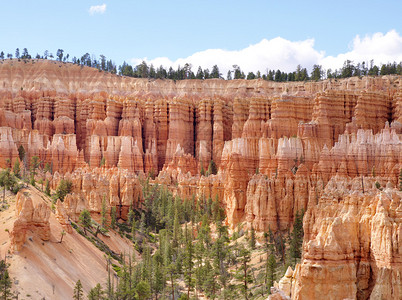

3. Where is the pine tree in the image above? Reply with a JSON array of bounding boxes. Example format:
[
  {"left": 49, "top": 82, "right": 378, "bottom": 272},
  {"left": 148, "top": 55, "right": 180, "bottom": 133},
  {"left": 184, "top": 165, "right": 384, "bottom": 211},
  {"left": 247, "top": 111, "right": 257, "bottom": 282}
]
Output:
[
  {"left": 101, "top": 195, "right": 107, "bottom": 228},
  {"left": 30, "top": 155, "right": 40, "bottom": 186},
  {"left": 266, "top": 245, "right": 276, "bottom": 294},
  {"left": 128, "top": 206, "right": 134, "bottom": 226},
  {"left": 236, "top": 246, "right": 252, "bottom": 300},
  {"left": 79, "top": 209, "right": 92, "bottom": 235},
  {"left": 0, "top": 260, "right": 12, "bottom": 300},
  {"left": 203, "top": 260, "right": 218, "bottom": 299},
  {"left": 200, "top": 164, "right": 205, "bottom": 176},
  {"left": 183, "top": 235, "right": 194, "bottom": 299},
  {"left": 13, "top": 160, "right": 20, "bottom": 178},
  {"left": 88, "top": 283, "right": 104, "bottom": 300},
  {"left": 136, "top": 280, "right": 151, "bottom": 299},
  {"left": 0, "top": 169, "right": 13, "bottom": 203},
  {"left": 249, "top": 225, "right": 256, "bottom": 250},
  {"left": 44, "top": 162, "right": 52, "bottom": 174},
  {"left": 139, "top": 211, "right": 146, "bottom": 233},
  {"left": 207, "top": 160, "right": 217, "bottom": 176},
  {"left": 73, "top": 279, "right": 84, "bottom": 300},
  {"left": 289, "top": 210, "right": 304, "bottom": 267},
  {"left": 152, "top": 251, "right": 165, "bottom": 298},
  {"left": 45, "top": 180, "right": 50, "bottom": 196},
  {"left": 172, "top": 209, "right": 180, "bottom": 248},
  {"left": 55, "top": 179, "right": 72, "bottom": 201},
  {"left": 110, "top": 206, "right": 117, "bottom": 229},
  {"left": 131, "top": 218, "right": 136, "bottom": 243}
]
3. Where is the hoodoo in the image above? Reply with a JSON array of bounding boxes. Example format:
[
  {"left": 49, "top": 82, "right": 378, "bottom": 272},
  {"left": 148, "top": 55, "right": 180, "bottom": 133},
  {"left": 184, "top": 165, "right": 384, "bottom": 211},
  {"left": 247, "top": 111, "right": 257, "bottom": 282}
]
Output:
[{"left": 0, "top": 60, "right": 401, "bottom": 299}]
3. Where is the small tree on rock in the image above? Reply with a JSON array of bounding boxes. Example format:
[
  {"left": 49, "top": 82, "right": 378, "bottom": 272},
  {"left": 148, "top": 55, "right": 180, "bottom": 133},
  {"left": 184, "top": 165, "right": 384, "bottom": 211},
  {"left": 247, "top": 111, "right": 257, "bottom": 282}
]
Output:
[
  {"left": 207, "top": 160, "right": 217, "bottom": 176},
  {"left": 56, "top": 179, "right": 72, "bottom": 201},
  {"left": 88, "top": 283, "right": 104, "bottom": 300},
  {"left": 13, "top": 160, "right": 21, "bottom": 178},
  {"left": 73, "top": 279, "right": 84, "bottom": 300},
  {"left": 79, "top": 209, "right": 92, "bottom": 235}
]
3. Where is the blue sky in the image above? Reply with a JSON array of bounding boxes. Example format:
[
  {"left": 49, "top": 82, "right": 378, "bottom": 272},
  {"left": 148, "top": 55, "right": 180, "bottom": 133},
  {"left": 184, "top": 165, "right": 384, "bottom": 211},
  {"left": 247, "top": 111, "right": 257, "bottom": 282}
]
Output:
[{"left": 1, "top": 1, "right": 402, "bottom": 74}]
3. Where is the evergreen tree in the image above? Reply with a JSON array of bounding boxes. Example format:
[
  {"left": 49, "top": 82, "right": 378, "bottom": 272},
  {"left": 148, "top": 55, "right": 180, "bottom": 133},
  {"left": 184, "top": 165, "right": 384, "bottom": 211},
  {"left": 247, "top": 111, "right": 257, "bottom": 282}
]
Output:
[
  {"left": 249, "top": 225, "right": 256, "bottom": 250},
  {"left": 0, "top": 169, "right": 14, "bottom": 203},
  {"left": 131, "top": 218, "right": 136, "bottom": 243},
  {"left": 203, "top": 260, "right": 218, "bottom": 299},
  {"left": 88, "top": 283, "right": 104, "bottom": 300},
  {"left": 200, "top": 164, "right": 205, "bottom": 176},
  {"left": 55, "top": 179, "right": 72, "bottom": 201},
  {"left": 110, "top": 206, "right": 117, "bottom": 229},
  {"left": 0, "top": 260, "right": 12, "bottom": 300},
  {"left": 266, "top": 245, "right": 276, "bottom": 294},
  {"left": 289, "top": 210, "right": 304, "bottom": 267},
  {"left": 128, "top": 206, "right": 135, "bottom": 226},
  {"left": 172, "top": 209, "right": 180, "bottom": 248},
  {"left": 79, "top": 209, "right": 92, "bottom": 235},
  {"left": 211, "top": 65, "right": 221, "bottom": 78},
  {"left": 73, "top": 279, "right": 84, "bottom": 300},
  {"left": 140, "top": 211, "right": 146, "bottom": 233},
  {"left": 152, "top": 251, "right": 165, "bottom": 298},
  {"left": 30, "top": 155, "right": 40, "bottom": 186},
  {"left": 44, "top": 162, "right": 52, "bottom": 174},
  {"left": 183, "top": 235, "right": 194, "bottom": 299},
  {"left": 195, "top": 66, "right": 204, "bottom": 79},
  {"left": 45, "top": 179, "right": 50, "bottom": 196},
  {"left": 13, "top": 160, "right": 20, "bottom": 178},
  {"left": 207, "top": 160, "right": 218, "bottom": 176},
  {"left": 136, "top": 280, "right": 151, "bottom": 299},
  {"left": 311, "top": 64, "right": 323, "bottom": 81},
  {"left": 101, "top": 195, "right": 107, "bottom": 228},
  {"left": 235, "top": 246, "right": 252, "bottom": 300}
]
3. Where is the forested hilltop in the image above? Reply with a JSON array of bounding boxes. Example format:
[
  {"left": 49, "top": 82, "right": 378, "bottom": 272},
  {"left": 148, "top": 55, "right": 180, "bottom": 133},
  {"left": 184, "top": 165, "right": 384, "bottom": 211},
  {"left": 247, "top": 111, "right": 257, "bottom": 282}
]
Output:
[{"left": 2, "top": 47, "right": 402, "bottom": 81}]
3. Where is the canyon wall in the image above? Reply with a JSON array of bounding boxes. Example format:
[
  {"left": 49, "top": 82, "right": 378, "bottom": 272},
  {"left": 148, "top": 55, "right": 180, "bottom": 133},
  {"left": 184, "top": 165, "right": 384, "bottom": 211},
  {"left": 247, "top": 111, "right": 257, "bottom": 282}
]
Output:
[{"left": 1, "top": 60, "right": 402, "bottom": 299}]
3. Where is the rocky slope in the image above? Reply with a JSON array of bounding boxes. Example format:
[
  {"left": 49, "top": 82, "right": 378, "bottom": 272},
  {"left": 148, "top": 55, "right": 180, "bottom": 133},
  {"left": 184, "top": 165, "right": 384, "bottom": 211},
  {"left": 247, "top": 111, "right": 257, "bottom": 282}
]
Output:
[{"left": 0, "top": 59, "right": 401, "bottom": 299}]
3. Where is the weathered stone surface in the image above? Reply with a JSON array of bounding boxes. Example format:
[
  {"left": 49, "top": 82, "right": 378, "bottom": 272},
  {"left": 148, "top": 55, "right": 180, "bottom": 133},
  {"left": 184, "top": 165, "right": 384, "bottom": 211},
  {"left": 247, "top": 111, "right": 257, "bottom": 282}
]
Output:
[
  {"left": 51, "top": 167, "right": 143, "bottom": 221},
  {"left": 11, "top": 191, "right": 51, "bottom": 251},
  {"left": 292, "top": 182, "right": 402, "bottom": 300}
]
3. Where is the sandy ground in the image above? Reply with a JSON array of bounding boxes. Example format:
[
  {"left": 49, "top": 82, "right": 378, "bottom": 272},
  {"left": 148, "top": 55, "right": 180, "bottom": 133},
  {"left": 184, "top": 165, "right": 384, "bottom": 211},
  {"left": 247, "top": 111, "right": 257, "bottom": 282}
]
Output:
[{"left": 0, "top": 186, "right": 136, "bottom": 300}]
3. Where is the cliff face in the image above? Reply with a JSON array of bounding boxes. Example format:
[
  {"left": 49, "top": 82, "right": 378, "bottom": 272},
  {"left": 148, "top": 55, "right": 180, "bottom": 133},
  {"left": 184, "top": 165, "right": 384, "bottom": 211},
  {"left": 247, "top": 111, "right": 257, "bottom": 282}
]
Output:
[
  {"left": 1, "top": 60, "right": 402, "bottom": 299},
  {"left": 291, "top": 181, "right": 401, "bottom": 300}
]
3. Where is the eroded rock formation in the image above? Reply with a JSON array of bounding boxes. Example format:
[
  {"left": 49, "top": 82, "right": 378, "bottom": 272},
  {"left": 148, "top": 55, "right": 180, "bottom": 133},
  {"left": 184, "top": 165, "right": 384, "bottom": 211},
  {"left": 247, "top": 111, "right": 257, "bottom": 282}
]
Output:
[
  {"left": 10, "top": 190, "right": 51, "bottom": 251},
  {"left": 1, "top": 60, "right": 402, "bottom": 299}
]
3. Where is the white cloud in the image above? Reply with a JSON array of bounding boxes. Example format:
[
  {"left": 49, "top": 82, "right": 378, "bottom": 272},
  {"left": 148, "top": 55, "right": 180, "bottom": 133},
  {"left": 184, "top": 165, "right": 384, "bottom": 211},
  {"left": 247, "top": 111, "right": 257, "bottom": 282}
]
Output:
[
  {"left": 89, "top": 4, "right": 106, "bottom": 15},
  {"left": 131, "top": 30, "right": 402, "bottom": 77},
  {"left": 320, "top": 30, "right": 402, "bottom": 71}
]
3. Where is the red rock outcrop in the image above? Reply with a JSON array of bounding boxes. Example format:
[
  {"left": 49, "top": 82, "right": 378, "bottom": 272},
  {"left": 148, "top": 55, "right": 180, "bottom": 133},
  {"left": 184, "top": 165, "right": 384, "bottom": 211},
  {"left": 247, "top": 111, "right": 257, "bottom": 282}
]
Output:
[
  {"left": 51, "top": 167, "right": 143, "bottom": 221},
  {"left": 291, "top": 180, "right": 402, "bottom": 300},
  {"left": 10, "top": 190, "right": 51, "bottom": 252}
]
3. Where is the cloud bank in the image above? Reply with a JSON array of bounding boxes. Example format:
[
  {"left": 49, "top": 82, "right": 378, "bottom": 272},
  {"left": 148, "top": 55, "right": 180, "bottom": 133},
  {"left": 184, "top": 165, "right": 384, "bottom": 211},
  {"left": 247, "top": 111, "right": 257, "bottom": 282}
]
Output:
[
  {"left": 131, "top": 30, "right": 402, "bottom": 77},
  {"left": 89, "top": 4, "right": 106, "bottom": 15}
]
